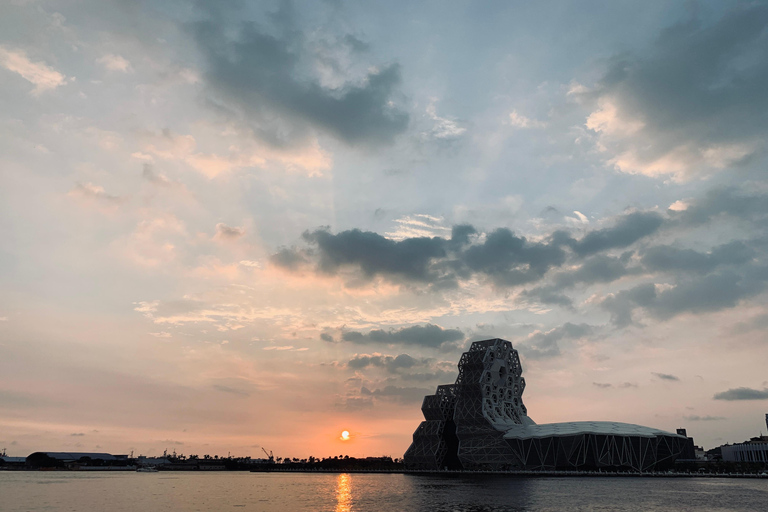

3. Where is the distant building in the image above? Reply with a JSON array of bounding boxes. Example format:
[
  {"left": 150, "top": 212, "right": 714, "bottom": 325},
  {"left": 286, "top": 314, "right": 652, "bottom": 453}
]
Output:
[
  {"left": 404, "top": 339, "right": 689, "bottom": 471},
  {"left": 676, "top": 429, "right": 697, "bottom": 460},
  {"left": 721, "top": 441, "right": 768, "bottom": 463},
  {"left": 0, "top": 455, "right": 26, "bottom": 468},
  {"left": 715, "top": 415, "right": 768, "bottom": 464},
  {"left": 26, "top": 452, "right": 118, "bottom": 468}
]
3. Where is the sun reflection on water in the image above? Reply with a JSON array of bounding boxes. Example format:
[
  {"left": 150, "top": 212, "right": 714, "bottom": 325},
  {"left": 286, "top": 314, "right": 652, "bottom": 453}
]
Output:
[{"left": 335, "top": 473, "right": 352, "bottom": 512}]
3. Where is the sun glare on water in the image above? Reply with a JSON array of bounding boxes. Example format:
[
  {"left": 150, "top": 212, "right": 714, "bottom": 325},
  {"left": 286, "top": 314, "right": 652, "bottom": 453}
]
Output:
[{"left": 340, "top": 430, "right": 350, "bottom": 441}]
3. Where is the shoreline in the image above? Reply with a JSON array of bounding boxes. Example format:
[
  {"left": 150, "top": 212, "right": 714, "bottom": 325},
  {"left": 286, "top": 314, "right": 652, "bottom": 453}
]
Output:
[{"left": 3, "top": 467, "right": 767, "bottom": 478}]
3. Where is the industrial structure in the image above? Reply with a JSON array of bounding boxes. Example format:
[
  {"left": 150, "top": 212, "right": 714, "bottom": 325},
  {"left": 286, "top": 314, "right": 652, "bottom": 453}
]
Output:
[{"left": 404, "top": 338, "right": 690, "bottom": 471}]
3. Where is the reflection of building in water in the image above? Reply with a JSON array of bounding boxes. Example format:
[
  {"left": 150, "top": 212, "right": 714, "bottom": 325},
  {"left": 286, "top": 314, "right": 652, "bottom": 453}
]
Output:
[
  {"left": 335, "top": 473, "right": 352, "bottom": 512},
  {"left": 404, "top": 338, "right": 690, "bottom": 471}
]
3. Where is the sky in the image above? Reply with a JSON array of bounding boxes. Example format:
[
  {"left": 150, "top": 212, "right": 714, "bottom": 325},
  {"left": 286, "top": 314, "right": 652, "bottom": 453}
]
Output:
[{"left": 1, "top": 0, "right": 768, "bottom": 460}]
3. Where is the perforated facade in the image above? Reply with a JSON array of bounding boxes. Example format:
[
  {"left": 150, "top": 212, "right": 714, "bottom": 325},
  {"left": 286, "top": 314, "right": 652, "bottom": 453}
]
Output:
[{"left": 404, "top": 338, "right": 689, "bottom": 471}]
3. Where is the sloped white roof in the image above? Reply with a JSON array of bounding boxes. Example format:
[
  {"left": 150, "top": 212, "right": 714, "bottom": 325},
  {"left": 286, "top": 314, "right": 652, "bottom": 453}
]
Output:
[{"left": 503, "top": 421, "right": 684, "bottom": 440}]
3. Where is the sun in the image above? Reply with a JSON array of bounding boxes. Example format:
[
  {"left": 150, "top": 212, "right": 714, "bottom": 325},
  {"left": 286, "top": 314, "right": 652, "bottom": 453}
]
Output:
[{"left": 340, "top": 430, "right": 350, "bottom": 441}]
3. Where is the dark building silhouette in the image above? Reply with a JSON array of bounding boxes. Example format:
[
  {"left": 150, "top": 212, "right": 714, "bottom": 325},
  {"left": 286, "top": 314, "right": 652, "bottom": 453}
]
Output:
[{"left": 404, "top": 338, "right": 690, "bottom": 471}]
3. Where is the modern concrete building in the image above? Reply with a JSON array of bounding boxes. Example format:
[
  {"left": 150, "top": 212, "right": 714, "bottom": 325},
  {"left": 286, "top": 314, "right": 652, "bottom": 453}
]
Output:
[
  {"left": 721, "top": 441, "right": 768, "bottom": 463},
  {"left": 404, "top": 338, "right": 689, "bottom": 471},
  {"left": 720, "top": 416, "right": 768, "bottom": 464}
]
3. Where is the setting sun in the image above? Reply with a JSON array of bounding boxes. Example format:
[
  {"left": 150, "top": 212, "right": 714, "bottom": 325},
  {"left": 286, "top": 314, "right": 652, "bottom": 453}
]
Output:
[{"left": 340, "top": 430, "right": 350, "bottom": 441}]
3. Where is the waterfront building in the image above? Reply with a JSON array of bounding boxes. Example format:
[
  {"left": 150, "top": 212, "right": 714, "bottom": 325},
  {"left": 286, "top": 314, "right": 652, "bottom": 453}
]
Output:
[
  {"left": 404, "top": 338, "right": 690, "bottom": 471},
  {"left": 24, "top": 452, "right": 132, "bottom": 469},
  {"left": 718, "top": 414, "right": 768, "bottom": 464},
  {"left": 721, "top": 441, "right": 768, "bottom": 463}
]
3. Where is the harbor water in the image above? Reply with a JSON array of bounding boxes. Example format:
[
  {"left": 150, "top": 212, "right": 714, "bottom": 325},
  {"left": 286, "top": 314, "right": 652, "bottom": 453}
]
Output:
[{"left": 1, "top": 471, "right": 767, "bottom": 511}]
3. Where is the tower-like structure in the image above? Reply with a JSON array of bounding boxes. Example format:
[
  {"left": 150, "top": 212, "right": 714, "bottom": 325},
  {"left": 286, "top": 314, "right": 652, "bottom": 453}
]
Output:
[
  {"left": 452, "top": 339, "right": 534, "bottom": 469},
  {"left": 404, "top": 339, "right": 534, "bottom": 470}
]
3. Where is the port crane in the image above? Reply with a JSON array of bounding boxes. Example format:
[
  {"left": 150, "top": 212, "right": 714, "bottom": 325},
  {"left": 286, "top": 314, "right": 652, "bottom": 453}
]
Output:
[{"left": 261, "top": 447, "right": 274, "bottom": 463}]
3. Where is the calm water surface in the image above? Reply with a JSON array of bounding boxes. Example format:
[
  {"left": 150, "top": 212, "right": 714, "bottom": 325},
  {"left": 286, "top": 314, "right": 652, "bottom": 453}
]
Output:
[{"left": 1, "top": 472, "right": 767, "bottom": 511}]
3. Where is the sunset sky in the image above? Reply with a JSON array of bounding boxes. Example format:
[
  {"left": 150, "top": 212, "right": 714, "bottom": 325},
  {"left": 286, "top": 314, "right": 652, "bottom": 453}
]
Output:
[{"left": 2, "top": 0, "right": 768, "bottom": 460}]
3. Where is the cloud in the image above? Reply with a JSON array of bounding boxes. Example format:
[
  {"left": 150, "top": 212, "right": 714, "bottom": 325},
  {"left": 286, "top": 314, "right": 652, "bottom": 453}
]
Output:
[
  {"left": 143, "top": 129, "right": 331, "bottom": 178},
  {"left": 521, "top": 323, "right": 594, "bottom": 359},
  {"left": 142, "top": 164, "right": 174, "bottom": 187},
  {"left": 342, "top": 324, "right": 464, "bottom": 349},
  {"left": 0, "top": 46, "right": 66, "bottom": 94},
  {"left": 190, "top": 4, "right": 408, "bottom": 147},
  {"left": 461, "top": 228, "right": 567, "bottom": 287},
  {"left": 298, "top": 228, "right": 450, "bottom": 284},
  {"left": 567, "top": 211, "right": 663, "bottom": 257},
  {"left": 345, "top": 353, "right": 447, "bottom": 379},
  {"left": 524, "top": 253, "right": 637, "bottom": 307},
  {"left": 652, "top": 372, "right": 680, "bottom": 382},
  {"left": 214, "top": 223, "right": 245, "bottom": 241},
  {"left": 348, "top": 353, "right": 414, "bottom": 371},
  {"left": 580, "top": 4, "right": 768, "bottom": 180},
  {"left": 683, "top": 415, "right": 726, "bottom": 421},
  {"left": 593, "top": 382, "right": 612, "bottom": 389},
  {"left": 320, "top": 333, "right": 335, "bottom": 342},
  {"left": 713, "top": 387, "right": 768, "bottom": 401},
  {"left": 507, "top": 110, "right": 545, "bottom": 129},
  {"left": 424, "top": 101, "right": 466, "bottom": 140},
  {"left": 97, "top": 54, "right": 132, "bottom": 72},
  {"left": 360, "top": 385, "right": 430, "bottom": 404},
  {"left": 641, "top": 241, "right": 755, "bottom": 274},
  {"left": 68, "top": 182, "right": 124, "bottom": 205},
  {"left": 277, "top": 224, "right": 568, "bottom": 289},
  {"left": 671, "top": 187, "right": 768, "bottom": 226},
  {"left": 601, "top": 266, "right": 768, "bottom": 327}
]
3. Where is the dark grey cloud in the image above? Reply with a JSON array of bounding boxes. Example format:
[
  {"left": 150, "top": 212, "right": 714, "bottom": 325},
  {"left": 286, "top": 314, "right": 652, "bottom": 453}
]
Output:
[
  {"left": 70, "top": 433, "right": 86, "bottom": 437},
  {"left": 524, "top": 252, "right": 637, "bottom": 307},
  {"left": 713, "top": 387, "right": 768, "bottom": 401},
  {"left": 568, "top": 212, "right": 663, "bottom": 257},
  {"left": 345, "top": 353, "right": 455, "bottom": 382},
  {"left": 342, "top": 324, "right": 464, "bottom": 349},
  {"left": 593, "top": 382, "right": 612, "bottom": 389},
  {"left": 601, "top": 284, "right": 657, "bottom": 328},
  {"left": 347, "top": 353, "right": 422, "bottom": 373},
  {"left": 360, "top": 385, "right": 430, "bottom": 404},
  {"left": 583, "top": 4, "right": 768, "bottom": 177},
  {"left": 274, "top": 224, "right": 570, "bottom": 289},
  {"left": 652, "top": 372, "right": 680, "bottom": 382},
  {"left": 303, "top": 228, "right": 448, "bottom": 283},
  {"left": 641, "top": 241, "right": 755, "bottom": 274},
  {"left": 191, "top": 4, "right": 408, "bottom": 147},
  {"left": 602, "top": 262, "right": 768, "bottom": 327},
  {"left": 272, "top": 186, "right": 766, "bottom": 326},
  {"left": 319, "top": 333, "right": 335, "bottom": 342},
  {"left": 672, "top": 187, "right": 768, "bottom": 226},
  {"left": 520, "top": 323, "right": 594, "bottom": 359},
  {"left": 461, "top": 228, "right": 567, "bottom": 287},
  {"left": 683, "top": 415, "right": 726, "bottom": 421}
]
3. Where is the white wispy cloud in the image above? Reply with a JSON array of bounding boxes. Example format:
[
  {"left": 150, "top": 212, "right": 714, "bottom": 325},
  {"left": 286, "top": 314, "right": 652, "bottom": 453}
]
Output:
[{"left": 0, "top": 46, "right": 66, "bottom": 94}]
